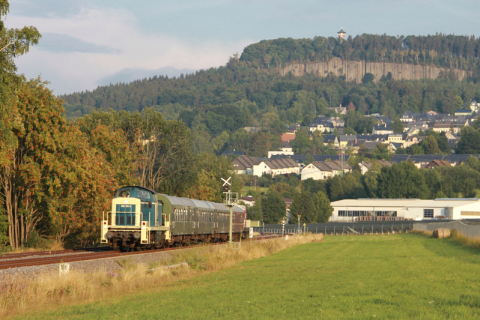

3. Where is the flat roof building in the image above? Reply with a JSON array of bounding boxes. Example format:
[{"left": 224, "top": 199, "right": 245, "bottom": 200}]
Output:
[{"left": 330, "top": 198, "right": 480, "bottom": 222}]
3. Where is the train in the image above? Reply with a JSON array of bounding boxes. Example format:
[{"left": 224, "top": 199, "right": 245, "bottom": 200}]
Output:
[{"left": 101, "top": 186, "right": 247, "bottom": 250}]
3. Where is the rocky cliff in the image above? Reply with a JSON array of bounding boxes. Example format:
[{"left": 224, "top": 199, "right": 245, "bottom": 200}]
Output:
[{"left": 278, "top": 58, "right": 467, "bottom": 82}]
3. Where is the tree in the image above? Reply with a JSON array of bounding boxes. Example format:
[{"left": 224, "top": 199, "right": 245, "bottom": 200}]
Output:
[
  {"left": 313, "top": 191, "right": 333, "bottom": 223},
  {"left": 377, "top": 162, "right": 428, "bottom": 199},
  {"left": 326, "top": 175, "right": 344, "bottom": 201},
  {"left": 0, "top": 1, "right": 41, "bottom": 247},
  {"left": 0, "top": 80, "right": 125, "bottom": 247},
  {"left": 421, "top": 135, "right": 441, "bottom": 154},
  {"left": 246, "top": 195, "right": 263, "bottom": 221},
  {"left": 455, "top": 127, "right": 480, "bottom": 154},
  {"left": 289, "top": 187, "right": 316, "bottom": 223},
  {"left": 262, "top": 190, "right": 286, "bottom": 224},
  {"left": 362, "top": 73, "right": 375, "bottom": 83},
  {"left": 392, "top": 119, "right": 404, "bottom": 134},
  {"left": 290, "top": 127, "right": 312, "bottom": 154},
  {"left": 184, "top": 153, "right": 232, "bottom": 202}
]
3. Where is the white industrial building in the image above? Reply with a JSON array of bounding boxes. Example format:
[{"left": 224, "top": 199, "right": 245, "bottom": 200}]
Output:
[{"left": 330, "top": 198, "right": 480, "bottom": 222}]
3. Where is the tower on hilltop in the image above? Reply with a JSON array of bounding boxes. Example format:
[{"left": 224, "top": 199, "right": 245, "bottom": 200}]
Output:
[{"left": 337, "top": 27, "right": 346, "bottom": 40}]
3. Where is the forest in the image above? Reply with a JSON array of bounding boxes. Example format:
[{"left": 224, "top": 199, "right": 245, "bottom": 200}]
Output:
[
  {"left": 240, "top": 34, "right": 480, "bottom": 70},
  {"left": 60, "top": 33, "right": 480, "bottom": 160}
]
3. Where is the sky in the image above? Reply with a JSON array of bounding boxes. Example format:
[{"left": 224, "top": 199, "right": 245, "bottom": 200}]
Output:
[{"left": 5, "top": 0, "right": 480, "bottom": 95}]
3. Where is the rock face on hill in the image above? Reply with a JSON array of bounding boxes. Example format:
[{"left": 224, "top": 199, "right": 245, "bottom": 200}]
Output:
[{"left": 278, "top": 58, "right": 467, "bottom": 82}]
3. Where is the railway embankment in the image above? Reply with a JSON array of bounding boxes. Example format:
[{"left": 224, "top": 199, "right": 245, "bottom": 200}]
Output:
[{"left": 0, "top": 233, "right": 315, "bottom": 318}]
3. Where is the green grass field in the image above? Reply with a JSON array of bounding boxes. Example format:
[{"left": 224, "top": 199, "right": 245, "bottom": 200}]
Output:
[
  {"left": 24, "top": 234, "right": 480, "bottom": 319},
  {"left": 240, "top": 186, "right": 269, "bottom": 197}
]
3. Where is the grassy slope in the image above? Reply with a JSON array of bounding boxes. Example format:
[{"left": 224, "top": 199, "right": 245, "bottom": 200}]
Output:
[{"left": 26, "top": 234, "right": 480, "bottom": 319}]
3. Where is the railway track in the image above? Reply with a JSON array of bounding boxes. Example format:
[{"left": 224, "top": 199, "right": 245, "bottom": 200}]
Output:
[{"left": 0, "top": 234, "right": 283, "bottom": 270}]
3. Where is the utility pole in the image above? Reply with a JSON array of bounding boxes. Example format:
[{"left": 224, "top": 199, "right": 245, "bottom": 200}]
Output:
[{"left": 222, "top": 177, "right": 237, "bottom": 247}]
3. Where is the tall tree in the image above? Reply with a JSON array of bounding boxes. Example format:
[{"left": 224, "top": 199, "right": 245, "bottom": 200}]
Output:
[
  {"left": 392, "top": 119, "right": 404, "bottom": 134},
  {"left": 377, "top": 161, "right": 429, "bottom": 199},
  {"left": 313, "top": 191, "right": 333, "bottom": 223},
  {"left": 262, "top": 190, "right": 286, "bottom": 224},
  {"left": 290, "top": 187, "right": 316, "bottom": 223}
]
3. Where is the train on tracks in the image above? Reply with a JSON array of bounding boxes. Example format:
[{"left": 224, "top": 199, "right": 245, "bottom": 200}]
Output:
[{"left": 101, "top": 186, "right": 247, "bottom": 250}]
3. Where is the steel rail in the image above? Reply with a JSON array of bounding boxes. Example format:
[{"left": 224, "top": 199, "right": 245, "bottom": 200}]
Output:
[{"left": 0, "top": 234, "right": 283, "bottom": 270}]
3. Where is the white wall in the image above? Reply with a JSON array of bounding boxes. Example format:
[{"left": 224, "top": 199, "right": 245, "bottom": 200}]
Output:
[
  {"left": 301, "top": 165, "right": 323, "bottom": 180},
  {"left": 452, "top": 203, "right": 480, "bottom": 219},
  {"left": 252, "top": 162, "right": 272, "bottom": 177},
  {"left": 267, "top": 151, "right": 294, "bottom": 158},
  {"left": 330, "top": 206, "right": 444, "bottom": 222}
]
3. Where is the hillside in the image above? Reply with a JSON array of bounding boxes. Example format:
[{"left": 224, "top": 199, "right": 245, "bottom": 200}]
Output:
[
  {"left": 240, "top": 34, "right": 480, "bottom": 71},
  {"left": 61, "top": 33, "right": 480, "bottom": 138}
]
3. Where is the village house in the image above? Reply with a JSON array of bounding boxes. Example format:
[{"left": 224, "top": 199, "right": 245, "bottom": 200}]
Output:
[
  {"left": 281, "top": 132, "right": 296, "bottom": 143},
  {"left": 372, "top": 124, "right": 394, "bottom": 135},
  {"left": 301, "top": 160, "right": 352, "bottom": 181},
  {"left": 358, "top": 160, "right": 392, "bottom": 175},
  {"left": 423, "top": 160, "right": 452, "bottom": 169},
  {"left": 308, "top": 116, "right": 334, "bottom": 133},
  {"left": 267, "top": 142, "right": 294, "bottom": 158}
]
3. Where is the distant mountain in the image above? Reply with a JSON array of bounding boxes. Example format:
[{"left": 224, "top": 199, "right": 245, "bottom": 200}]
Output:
[{"left": 96, "top": 66, "right": 196, "bottom": 86}]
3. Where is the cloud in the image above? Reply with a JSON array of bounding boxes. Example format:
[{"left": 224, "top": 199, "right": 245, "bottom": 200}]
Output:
[
  {"left": 8, "top": 7, "right": 251, "bottom": 95},
  {"left": 37, "top": 33, "right": 118, "bottom": 54}
]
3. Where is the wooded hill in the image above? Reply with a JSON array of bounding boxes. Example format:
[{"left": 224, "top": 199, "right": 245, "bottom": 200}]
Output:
[
  {"left": 241, "top": 34, "right": 480, "bottom": 70},
  {"left": 61, "top": 34, "right": 480, "bottom": 143}
]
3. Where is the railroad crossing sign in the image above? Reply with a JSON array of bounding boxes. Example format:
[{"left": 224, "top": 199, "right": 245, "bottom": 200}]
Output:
[
  {"left": 222, "top": 177, "right": 231, "bottom": 192},
  {"left": 221, "top": 177, "right": 231, "bottom": 186}
]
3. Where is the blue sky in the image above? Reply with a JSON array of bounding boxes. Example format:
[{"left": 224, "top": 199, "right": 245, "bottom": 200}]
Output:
[{"left": 6, "top": 0, "right": 480, "bottom": 95}]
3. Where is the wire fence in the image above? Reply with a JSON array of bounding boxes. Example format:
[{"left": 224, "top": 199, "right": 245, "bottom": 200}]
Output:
[
  {"left": 413, "top": 221, "right": 480, "bottom": 239},
  {"left": 253, "top": 223, "right": 413, "bottom": 236}
]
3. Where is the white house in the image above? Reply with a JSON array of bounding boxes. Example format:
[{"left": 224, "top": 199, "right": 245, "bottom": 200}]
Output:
[
  {"left": 301, "top": 161, "right": 352, "bottom": 180},
  {"left": 267, "top": 142, "right": 294, "bottom": 158},
  {"left": 373, "top": 124, "right": 394, "bottom": 135},
  {"left": 252, "top": 158, "right": 300, "bottom": 177},
  {"left": 330, "top": 198, "right": 480, "bottom": 222},
  {"left": 358, "top": 160, "right": 392, "bottom": 175}
]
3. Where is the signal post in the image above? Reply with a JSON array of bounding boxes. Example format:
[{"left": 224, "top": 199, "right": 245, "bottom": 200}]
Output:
[{"left": 222, "top": 177, "right": 238, "bottom": 247}]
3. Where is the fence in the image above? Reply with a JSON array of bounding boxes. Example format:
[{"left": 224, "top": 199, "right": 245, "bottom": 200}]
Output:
[
  {"left": 413, "top": 220, "right": 480, "bottom": 239},
  {"left": 253, "top": 223, "right": 413, "bottom": 236}
]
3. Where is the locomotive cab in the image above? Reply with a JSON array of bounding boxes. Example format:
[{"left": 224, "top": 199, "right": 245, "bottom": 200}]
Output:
[{"left": 101, "top": 186, "right": 166, "bottom": 249}]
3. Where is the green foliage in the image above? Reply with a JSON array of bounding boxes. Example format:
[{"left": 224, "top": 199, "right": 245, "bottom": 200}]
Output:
[
  {"left": 455, "top": 127, "right": 480, "bottom": 154},
  {"left": 262, "top": 190, "right": 286, "bottom": 224},
  {"left": 377, "top": 162, "right": 429, "bottom": 198},
  {"left": 289, "top": 187, "right": 315, "bottom": 223},
  {"left": 392, "top": 119, "right": 404, "bottom": 134},
  {"left": 362, "top": 73, "right": 375, "bottom": 83},
  {"left": 246, "top": 197, "right": 262, "bottom": 221},
  {"left": 421, "top": 135, "right": 441, "bottom": 154},
  {"left": 0, "top": 205, "right": 8, "bottom": 247},
  {"left": 312, "top": 191, "right": 333, "bottom": 223},
  {"left": 290, "top": 128, "right": 312, "bottom": 154},
  {"left": 61, "top": 35, "right": 480, "bottom": 151}
]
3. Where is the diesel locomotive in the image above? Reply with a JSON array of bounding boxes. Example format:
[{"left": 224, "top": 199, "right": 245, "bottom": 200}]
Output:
[{"left": 101, "top": 186, "right": 247, "bottom": 250}]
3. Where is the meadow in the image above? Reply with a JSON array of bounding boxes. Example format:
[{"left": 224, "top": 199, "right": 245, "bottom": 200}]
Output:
[{"left": 19, "top": 233, "right": 480, "bottom": 319}]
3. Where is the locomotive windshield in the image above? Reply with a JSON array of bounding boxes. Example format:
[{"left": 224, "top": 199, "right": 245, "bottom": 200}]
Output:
[{"left": 115, "top": 187, "right": 155, "bottom": 202}]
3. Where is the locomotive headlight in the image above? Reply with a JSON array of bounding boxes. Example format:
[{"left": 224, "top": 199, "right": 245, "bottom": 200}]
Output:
[{"left": 133, "top": 232, "right": 141, "bottom": 239}]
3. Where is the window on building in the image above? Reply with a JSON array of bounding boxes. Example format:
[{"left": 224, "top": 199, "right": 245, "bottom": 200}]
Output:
[{"left": 424, "top": 209, "right": 434, "bottom": 218}]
